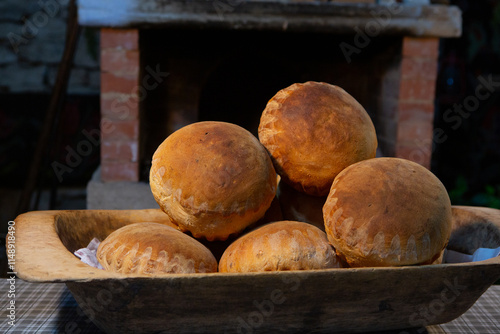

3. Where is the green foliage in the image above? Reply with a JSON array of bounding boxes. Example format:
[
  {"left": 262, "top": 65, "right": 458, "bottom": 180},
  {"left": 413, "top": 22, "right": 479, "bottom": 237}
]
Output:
[
  {"left": 449, "top": 175, "right": 500, "bottom": 209},
  {"left": 83, "top": 28, "right": 99, "bottom": 62},
  {"left": 448, "top": 175, "right": 468, "bottom": 204}
]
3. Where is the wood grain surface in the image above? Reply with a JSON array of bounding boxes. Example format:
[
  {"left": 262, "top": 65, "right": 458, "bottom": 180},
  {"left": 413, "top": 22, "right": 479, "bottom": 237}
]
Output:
[{"left": 15, "top": 206, "right": 500, "bottom": 333}]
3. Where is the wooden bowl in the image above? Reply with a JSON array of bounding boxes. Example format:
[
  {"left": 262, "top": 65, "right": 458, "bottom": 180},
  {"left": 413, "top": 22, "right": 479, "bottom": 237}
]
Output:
[{"left": 16, "top": 206, "right": 500, "bottom": 334}]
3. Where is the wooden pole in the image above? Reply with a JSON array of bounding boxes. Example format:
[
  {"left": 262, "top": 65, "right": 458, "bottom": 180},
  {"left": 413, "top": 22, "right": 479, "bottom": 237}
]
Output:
[{"left": 15, "top": 0, "right": 81, "bottom": 215}]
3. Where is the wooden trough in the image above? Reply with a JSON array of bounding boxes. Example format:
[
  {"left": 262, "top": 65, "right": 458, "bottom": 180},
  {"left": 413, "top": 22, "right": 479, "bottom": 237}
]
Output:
[{"left": 15, "top": 206, "right": 500, "bottom": 334}]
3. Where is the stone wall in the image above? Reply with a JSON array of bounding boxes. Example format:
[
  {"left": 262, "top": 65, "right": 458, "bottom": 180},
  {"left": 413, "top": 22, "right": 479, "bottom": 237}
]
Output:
[{"left": 0, "top": 0, "right": 100, "bottom": 94}]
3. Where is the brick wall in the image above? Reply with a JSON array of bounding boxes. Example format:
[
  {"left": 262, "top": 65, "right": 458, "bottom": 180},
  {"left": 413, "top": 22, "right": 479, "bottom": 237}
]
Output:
[
  {"left": 375, "top": 37, "right": 439, "bottom": 169},
  {"left": 395, "top": 37, "right": 439, "bottom": 169},
  {"left": 100, "top": 28, "right": 140, "bottom": 181},
  {"left": 97, "top": 30, "right": 440, "bottom": 183}
]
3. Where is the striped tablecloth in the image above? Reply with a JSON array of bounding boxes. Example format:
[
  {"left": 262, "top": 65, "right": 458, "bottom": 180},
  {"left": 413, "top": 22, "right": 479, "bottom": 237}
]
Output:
[{"left": 1, "top": 279, "right": 499, "bottom": 333}]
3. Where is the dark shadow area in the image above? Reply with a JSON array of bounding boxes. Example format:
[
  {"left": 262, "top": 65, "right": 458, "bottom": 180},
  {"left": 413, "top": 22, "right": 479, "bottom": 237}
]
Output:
[
  {"left": 433, "top": 0, "right": 500, "bottom": 208},
  {"left": 140, "top": 28, "right": 401, "bottom": 181},
  {"left": 54, "top": 288, "right": 106, "bottom": 334}
]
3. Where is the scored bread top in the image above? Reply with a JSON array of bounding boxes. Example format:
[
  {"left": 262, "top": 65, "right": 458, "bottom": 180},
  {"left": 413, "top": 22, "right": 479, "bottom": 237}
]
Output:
[
  {"left": 258, "top": 81, "right": 377, "bottom": 196},
  {"left": 150, "top": 121, "right": 277, "bottom": 241},
  {"left": 219, "top": 220, "right": 341, "bottom": 272},
  {"left": 323, "top": 157, "right": 452, "bottom": 267},
  {"left": 97, "top": 222, "right": 218, "bottom": 275}
]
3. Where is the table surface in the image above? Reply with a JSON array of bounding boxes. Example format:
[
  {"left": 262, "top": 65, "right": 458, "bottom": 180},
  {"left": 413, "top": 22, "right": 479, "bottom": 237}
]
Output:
[{"left": 1, "top": 279, "right": 499, "bottom": 333}]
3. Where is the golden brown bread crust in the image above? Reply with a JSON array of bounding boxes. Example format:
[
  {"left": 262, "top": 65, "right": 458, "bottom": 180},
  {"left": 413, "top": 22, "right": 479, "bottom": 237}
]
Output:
[
  {"left": 219, "top": 221, "right": 341, "bottom": 272},
  {"left": 323, "top": 157, "right": 452, "bottom": 267},
  {"left": 258, "top": 81, "right": 377, "bottom": 196},
  {"left": 150, "top": 121, "right": 277, "bottom": 241},
  {"left": 197, "top": 195, "right": 284, "bottom": 262},
  {"left": 97, "top": 223, "right": 218, "bottom": 275}
]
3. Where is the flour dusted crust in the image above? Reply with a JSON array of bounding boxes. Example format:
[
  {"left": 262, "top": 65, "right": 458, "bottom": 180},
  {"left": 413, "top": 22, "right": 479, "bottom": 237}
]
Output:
[
  {"left": 150, "top": 121, "right": 277, "bottom": 241},
  {"left": 258, "top": 81, "right": 377, "bottom": 196},
  {"left": 322, "top": 158, "right": 452, "bottom": 267},
  {"left": 219, "top": 221, "right": 341, "bottom": 272},
  {"left": 97, "top": 223, "right": 218, "bottom": 275}
]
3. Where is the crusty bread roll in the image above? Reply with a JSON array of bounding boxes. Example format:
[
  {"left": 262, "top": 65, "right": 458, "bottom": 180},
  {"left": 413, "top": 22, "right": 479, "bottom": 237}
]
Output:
[
  {"left": 258, "top": 81, "right": 377, "bottom": 196},
  {"left": 150, "top": 121, "right": 277, "bottom": 241},
  {"left": 219, "top": 221, "right": 341, "bottom": 272},
  {"left": 323, "top": 157, "right": 452, "bottom": 267},
  {"left": 277, "top": 179, "right": 326, "bottom": 231},
  {"left": 97, "top": 223, "right": 218, "bottom": 275},
  {"left": 198, "top": 196, "right": 283, "bottom": 262}
]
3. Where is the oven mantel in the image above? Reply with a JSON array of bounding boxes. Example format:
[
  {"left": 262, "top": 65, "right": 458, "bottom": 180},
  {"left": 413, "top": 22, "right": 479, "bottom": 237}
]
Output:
[{"left": 78, "top": 0, "right": 461, "bottom": 38}]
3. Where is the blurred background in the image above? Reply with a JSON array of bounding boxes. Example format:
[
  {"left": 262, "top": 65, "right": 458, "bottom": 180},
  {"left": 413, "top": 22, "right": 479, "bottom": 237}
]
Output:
[
  {"left": 0, "top": 1, "right": 100, "bottom": 223},
  {"left": 433, "top": 0, "right": 500, "bottom": 209},
  {"left": 0, "top": 0, "right": 499, "bottom": 274}
]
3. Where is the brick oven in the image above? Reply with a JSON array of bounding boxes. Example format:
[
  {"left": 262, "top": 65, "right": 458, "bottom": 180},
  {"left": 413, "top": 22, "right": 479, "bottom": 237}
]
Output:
[{"left": 78, "top": 0, "right": 462, "bottom": 209}]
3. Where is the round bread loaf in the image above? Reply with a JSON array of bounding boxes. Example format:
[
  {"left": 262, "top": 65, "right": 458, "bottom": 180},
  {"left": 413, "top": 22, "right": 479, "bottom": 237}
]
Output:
[
  {"left": 258, "top": 81, "right": 377, "bottom": 196},
  {"left": 150, "top": 121, "right": 277, "bottom": 241},
  {"left": 323, "top": 157, "right": 452, "bottom": 267},
  {"left": 219, "top": 221, "right": 341, "bottom": 272},
  {"left": 198, "top": 196, "right": 283, "bottom": 262},
  {"left": 97, "top": 223, "right": 218, "bottom": 275}
]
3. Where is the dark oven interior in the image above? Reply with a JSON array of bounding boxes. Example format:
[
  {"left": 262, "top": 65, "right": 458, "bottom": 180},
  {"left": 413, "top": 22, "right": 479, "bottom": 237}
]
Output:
[{"left": 139, "top": 28, "right": 403, "bottom": 180}]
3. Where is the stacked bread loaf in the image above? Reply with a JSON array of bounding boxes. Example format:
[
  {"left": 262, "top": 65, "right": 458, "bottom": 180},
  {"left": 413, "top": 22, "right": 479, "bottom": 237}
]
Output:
[
  {"left": 96, "top": 81, "right": 452, "bottom": 275},
  {"left": 258, "top": 82, "right": 451, "bottom": 269}
]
